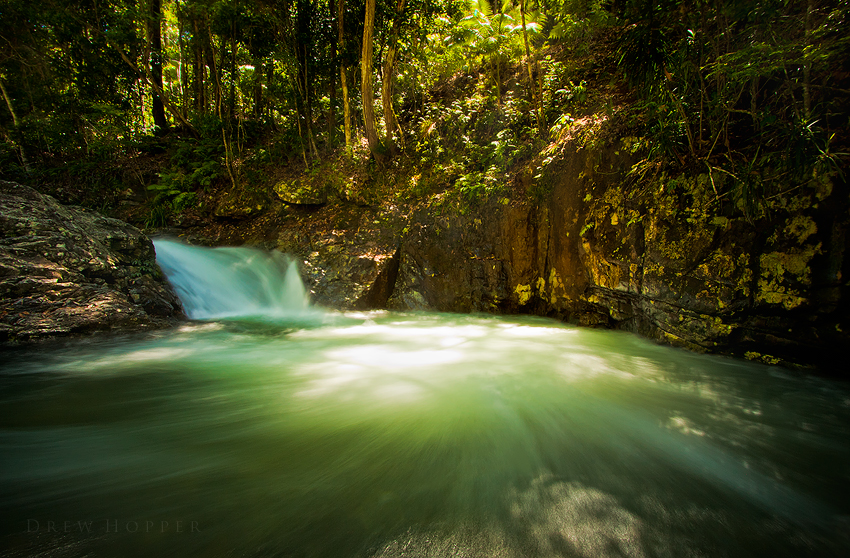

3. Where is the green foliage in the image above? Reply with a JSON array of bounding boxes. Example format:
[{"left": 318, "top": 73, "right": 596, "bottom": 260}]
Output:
[
  {"left": 144, "top": 202, "right": 171, "bottom": 230},
  {"left": 617, "top": 21, "right": 671, "bottom": 90},
  {"left": 173, "top": 192, "right": 199, "bottom": 212},
  {"left": 545, "top": 0, "right": 611, "bottom": 52},
  {"left": 406, "top": 80, "right": 538, "bottom": 207},
  {"left": 608, "top": 0, "right": 850, "bottom": 218},
  {"left": 418, "top": 0, "right": 543, "bottom": 99},
  {"left": 142, "top": 131, "right": 222, "bottom": 228},
  {"left": 0, "top": 0, "right": 142, "bottom": 162},
  {"left": 1, "top": 0, "right": 846, "bottom": 227}
]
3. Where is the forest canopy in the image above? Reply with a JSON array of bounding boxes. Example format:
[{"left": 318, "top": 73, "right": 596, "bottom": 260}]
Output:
[{"left": 1, "top": 0, "right": 847, "bottom": 220}]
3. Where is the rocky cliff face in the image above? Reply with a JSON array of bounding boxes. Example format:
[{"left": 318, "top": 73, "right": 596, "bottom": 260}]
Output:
[
  {"left": 383, "top": 140, "right": 848, "bottom": 369},
  {"left": 0, "top": 181, "right": 183, "bottom": 341},
  {"left": 168, "top": 134, "right": 846, "bottom": 370}
]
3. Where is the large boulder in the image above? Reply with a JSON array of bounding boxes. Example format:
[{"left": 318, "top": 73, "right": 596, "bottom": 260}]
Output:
[
  {"left": 277, "top": 228, "right": 400, "bottom": 310},
  {"left": 0, "top": 181, "right": 183, "bottom": 342}
]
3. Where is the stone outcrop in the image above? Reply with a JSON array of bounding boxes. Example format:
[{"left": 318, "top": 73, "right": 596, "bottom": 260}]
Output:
[
  {"left": 214, "top": 187, "right": 269, "bottom": 220},
  {"left": 384, "top": 140, "right": 849, "bottom": 369},
  {"left": 276, "top": 226, "right": 400, "bottom": 310},
  {"left": 273, "top": 177, "right": 329, "bottom": 205},
  {"left": 0, "top": 181, "right": 183, "bottom": 341}
]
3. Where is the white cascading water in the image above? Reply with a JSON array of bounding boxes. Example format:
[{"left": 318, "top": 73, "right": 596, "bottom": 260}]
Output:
[{"left": 153, "top": 239, "right": 310, "bottom": 319}]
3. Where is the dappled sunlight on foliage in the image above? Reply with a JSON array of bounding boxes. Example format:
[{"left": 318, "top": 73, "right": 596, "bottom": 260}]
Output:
[{"left": 0, "top": 0, "right": 845, "bottom": 224}]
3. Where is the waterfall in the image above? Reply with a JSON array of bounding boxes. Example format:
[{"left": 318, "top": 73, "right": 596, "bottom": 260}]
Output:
[{"left": 153, "top": 239, "right": 310, "bottom": 319}]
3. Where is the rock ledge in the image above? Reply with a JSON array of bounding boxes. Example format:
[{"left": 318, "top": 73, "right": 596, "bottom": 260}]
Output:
[{"left": 0, "top": 181, "right": 183, "bottom": 342}]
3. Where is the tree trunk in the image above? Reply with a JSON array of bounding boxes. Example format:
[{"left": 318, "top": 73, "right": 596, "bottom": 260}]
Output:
[
  {"left": 341, "top": 67, "right": 352, "bottom": 154},
  {"left": 0, "top": 79, "right": 30, "bottom": 172},
  {"left": 327, "top": 0, "right": 338, "bottom": 148},
  {"left": 266, "top": 62, "right": 274, "bottom": 122},
  {"left": 206, "top": 28, "right": 236, "bottom": 186},
  {"left": 108, "top": 37, "right": 198, "bottom": 136},
  {"left": 146, "top": 0, "right": 168, "bottom": 132},
  {"left": 229, "top": 27, "right": 237, "bottom": 120},
  {"left": 193, "top": 18, "right": 205, "bottom": 112},
  {"left": 304, "top": 45, "right": 319, "bottom": 160},
  {"left": 292, "top": 76, "right": 309, "bottom": 167},
  {"left": 493, "top": 56, "right": 501, "bottom": 105},
  {"left": 328, "top": 79, "right": 337, "bottom": 149},
  {"left": 253, "top": 58, "right": 264, "bottom": 118},
  {"left": 803, "top": 0, "right": 813, "bottom": 120},
  {"left": 519, "top": 0, "right": 541, "bottom": 133},
  {"left": 178, "top": 10, "right": 187, "bottom": 117},
  {"left": 296, "top": 0, "right": 319, "bottom": 161},
  {"left": 381, "top": 0, "right": 406, "bottom": 155},
  {"left": 206, "top": 23, "right": 221, "bottom": 117},
  {"left": 338, "top": 0, "right": 352, "bottom": 156},
  {"left": 362, "top": 0, "right": 387, "bottom": 164}
]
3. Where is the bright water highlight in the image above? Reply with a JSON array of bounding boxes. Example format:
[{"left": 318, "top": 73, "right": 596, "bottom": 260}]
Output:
[{"left": 0, "top": 242, "right": 848, "bottom": 557}]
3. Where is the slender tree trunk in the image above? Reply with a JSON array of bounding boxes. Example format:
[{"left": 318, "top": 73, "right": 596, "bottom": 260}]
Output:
[
  {"left": 803, "top": 0, "right": 813, "bottom": 121},
  {"left": 203, "top": 17, "right": 221, "bottom": 118},
  {"left": 265, "top": 62, "right": 274, "bottom": 122},
  {"left": 292, "top": 77, "right": 309, "bottom": 167},
  {"left": 178, "top": 10, "right": 187, "bottom": 116},
  {"left": 536, "top": 57, "right": 545, "bottom": 130},
  {"left": 109, "top": 38, "right": 198, "bottom": 136},
  {"left": 697, "top": 17, "right": 706, "bottom": 147},
  {"left": 0, "top": 80, "right": 20, "bottom": 131},
  {"left": 338, "top": 0, "right": 352, "bottom": 156},
  {"left": 327, "top": 0, "right": 338, "bottom": 148},
  {"left": 328, "top": 79, "right": 337, "bottom": 148},
  {"left": 0, "top": 79, "right": 30, "bottom": 171},
  {"left": 490, "top": 55, "right": 502, "bottom": 106},
  {"left": 381, "top": 0, "right": 406, "bottom": 155},
  {"left": 147, "top": 0, "right": 168, "bottom": 132},
  {"left": 362, "top": 0, "right": 387, "bottom": 163},
  {"left": 206, "top": 25, "right": 221, "bottom": 117},
  {"left": 519, "top": 0, "right": 541, "bottom": 132},
  {"left": 208, "top": 29, "right": 236, "bottom": 188},
  {"left": 296, "top": 0, "right": 318, "bottom": 161},
  {"left": 193, "top": 19, "right": 205, "bottom": 112},
  {"left": 229, "top": 28, "right": 237, "bottom": 120},
  {"left": 341, "top": 67, "right": 352, "bottom": 153},
  {"left": 253, "top": 58, "right": 264, "bottom": 118},
  {"left": 494, "top": 13, "right": 502, "bottom": 105},
  {"left": 304, "top": 46, "right": 319, "bottom": 160}
]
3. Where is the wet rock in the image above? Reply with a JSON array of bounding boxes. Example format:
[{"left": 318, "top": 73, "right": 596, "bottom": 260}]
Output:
[
  {"left": 0, "top": 181, "right": 183, "bottom": 342},
  {"left": 278, "top": 229, "right": 400, "bottom": 310}
]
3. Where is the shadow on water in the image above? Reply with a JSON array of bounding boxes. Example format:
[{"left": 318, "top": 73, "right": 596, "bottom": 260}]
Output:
[{"left": 1, "top": 242, "right": 849, "bottom": 557}]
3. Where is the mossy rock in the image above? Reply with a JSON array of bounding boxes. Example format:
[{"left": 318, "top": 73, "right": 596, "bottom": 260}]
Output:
[
  {"left": 273, "top": 179, "right": 327, "bottom": 205},
  {"left": 215, "top": 189, "right": 268, "bottom": 219}
]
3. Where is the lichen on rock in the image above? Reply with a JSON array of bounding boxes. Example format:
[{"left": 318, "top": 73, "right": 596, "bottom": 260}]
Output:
[
  {"left": 0, "top": 181, "right": 183, "bottom": 342},
  {"left": 273, "top": 178, "right": 328, "bottom": 205}
]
